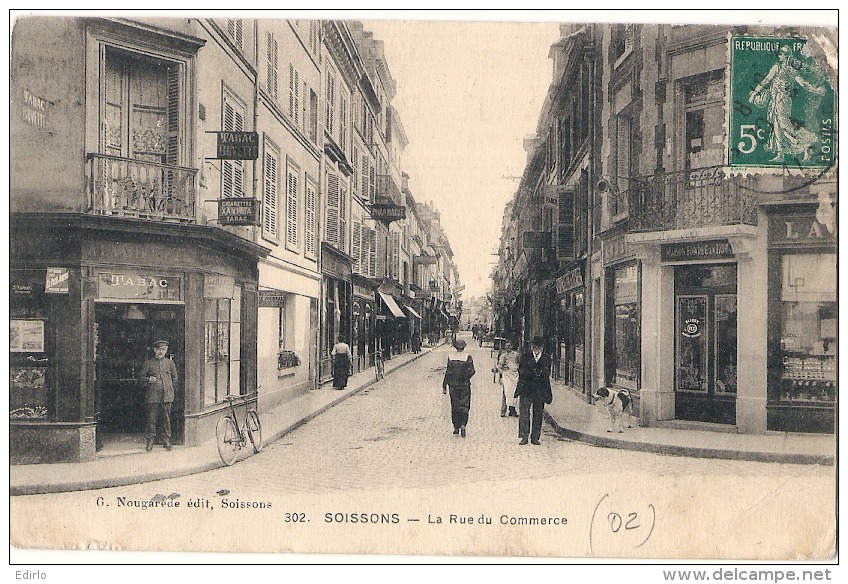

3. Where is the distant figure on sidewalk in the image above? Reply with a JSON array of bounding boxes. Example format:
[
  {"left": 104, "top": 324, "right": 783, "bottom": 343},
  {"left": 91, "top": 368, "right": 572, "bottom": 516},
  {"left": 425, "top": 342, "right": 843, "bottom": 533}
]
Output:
[
  {"left": 140, "top": 340, "right": 178, "bottom": 451},
  {"left": 515, "top": 335, "right": 553, "bottom": 445},
  {"left": 497, "top": 339, "right": 520, "bottom": 418},
  {"left": 442, "top": 339, "right": 475, "bottom": 437},
  {"left": 331, "top": 336, "right": 352, "bottom": 390}
]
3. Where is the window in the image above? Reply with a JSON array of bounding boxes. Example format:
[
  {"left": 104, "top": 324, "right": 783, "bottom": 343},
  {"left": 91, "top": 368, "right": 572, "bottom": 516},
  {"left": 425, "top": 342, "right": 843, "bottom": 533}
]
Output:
[
  {"left": 204, "top": 286, "right": 241, "bottom": 404},
  {"left": 262, "top": 140, "right": 280, "bottom": 240},
  {"left": 352, "top": 220, "right": 362, "bottom": 273},
  {"left": 309, "top": 89, "right": 318, "bottom": 143},
  {"left": 266, "top": 32, "right": 278, "bottom": 100},
  {"left": 339, "top": 183, "right": 348, "bottom": 254},
  {"left": 352, "top": 145, "right": 360, "bottom": 196},
  {"left": 361, "top": 155, "right": 370, "bottom": 203},
  {"left": 325, "top": 69, "right": 336, "bottom": 139},
  {"left": 609, "top": 263, "right": 640, "bottom": 390},
  {"left": 288, "top": 64, "right": 300, "bottom": 125},
  {"left": 103, "top": 48, "right": 179, "bottom": 164},
  {"left": 612, "top": 114, "right": 636, "bottom": 218},
  {"left": 557, "top": 190, "right": 575, "bottom": 260},
  {"left": 285, "top": 160, "right": 299, "bottom": 250},
  {"left": 339, "top": 91, "right": 348, "bottom": 153},
  {"left": 610, "top": 23, "right": 633, "bottom": 65},
  {"left": 559, "top": 116, "right": 572, "bottom": 173},
  {"left": 302, "top": 81, "right": 308, "bottom": 133},
  {"left": 222, "top": 91, "right": 246, "bottom": 198},
  {"left": 227, "top": 19, "right": 244, "bottom": 50},
  {"left": 308, "top": 20, "right": 320, "bottom": 55},
  {"left": 305, "top": 175, "right": 317, "bottom": 259},
  {"left": 368, "top": 227, "right": 377, "bottom": 277},
  {"left": 681, "top": 71, "right": 725, "bottom": 171},
  {"left": 326, "top": 172, "right": 340, "bottom": 250}
]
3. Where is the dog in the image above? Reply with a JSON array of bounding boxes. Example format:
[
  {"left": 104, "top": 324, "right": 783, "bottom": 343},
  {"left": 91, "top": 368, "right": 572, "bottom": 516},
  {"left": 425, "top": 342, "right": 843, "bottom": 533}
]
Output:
[{"left": 592, "top": 387, "right": 634, "bottom": 433}]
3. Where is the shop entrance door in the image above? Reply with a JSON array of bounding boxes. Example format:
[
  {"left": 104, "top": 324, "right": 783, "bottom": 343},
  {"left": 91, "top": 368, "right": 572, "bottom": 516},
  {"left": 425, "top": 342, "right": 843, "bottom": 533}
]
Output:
[
  {"left": 94, "top": 303, "right": 185, "bottom": 451},
  {"left": 674, "top": 265, "right": 737, "bottom": 424}
]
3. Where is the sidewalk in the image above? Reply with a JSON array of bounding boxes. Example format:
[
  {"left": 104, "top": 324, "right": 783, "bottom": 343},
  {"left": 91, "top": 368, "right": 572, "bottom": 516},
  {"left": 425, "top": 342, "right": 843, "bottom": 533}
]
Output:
[
  {"left": 544, "top": 382, "right": 835, "bottom": 466},
  {"left": 10, "top": 345, "right": 439, "bottom": 496}
]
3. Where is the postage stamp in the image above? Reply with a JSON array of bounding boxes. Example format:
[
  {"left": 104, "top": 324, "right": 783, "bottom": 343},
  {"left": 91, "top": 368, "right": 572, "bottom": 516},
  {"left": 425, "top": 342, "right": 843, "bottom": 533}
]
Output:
[{"left": 729, "top": 36, "right": 836, "bottom": 170}]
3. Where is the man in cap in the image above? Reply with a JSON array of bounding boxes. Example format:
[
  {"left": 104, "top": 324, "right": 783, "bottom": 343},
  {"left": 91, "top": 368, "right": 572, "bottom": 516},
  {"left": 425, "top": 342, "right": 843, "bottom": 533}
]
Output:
[
  {"left": 139, "top": 340, "right": 178, "bottom": 451},
  {"left": 515, "top": 335, "right": 553, "bottom": 445}
]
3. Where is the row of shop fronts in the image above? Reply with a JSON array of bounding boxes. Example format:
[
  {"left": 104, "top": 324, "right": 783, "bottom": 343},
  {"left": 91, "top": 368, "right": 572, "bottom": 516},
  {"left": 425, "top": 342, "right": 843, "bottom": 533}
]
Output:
[
  {"left": 9, "top": 216, "right": 456, "bottom": 464},
  {"left": 497, "top": 204, "right": 835, "bottom": 434}
]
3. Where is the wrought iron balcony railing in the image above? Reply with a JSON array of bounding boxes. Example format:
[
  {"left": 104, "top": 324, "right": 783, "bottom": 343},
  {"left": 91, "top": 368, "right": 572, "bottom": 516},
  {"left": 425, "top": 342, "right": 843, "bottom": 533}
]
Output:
[
  {"left": 86, "top": 153, "right": 197, "bottom": 222},
  {"left": 628, "top": 166, "right": 758, "bottom": 232},
  {"left": 376, "top": 174, "right": 401, "bottom": 204}
]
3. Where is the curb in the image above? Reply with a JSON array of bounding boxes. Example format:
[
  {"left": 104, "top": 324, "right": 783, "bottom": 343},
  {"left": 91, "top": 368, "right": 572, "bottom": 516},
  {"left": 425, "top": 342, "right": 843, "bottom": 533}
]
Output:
[
  {"left": 544, "top": 411, "right": 835, "bottom": 466},
  {"left": 11, "top": 346, "right": 438, "bottom": 496}
]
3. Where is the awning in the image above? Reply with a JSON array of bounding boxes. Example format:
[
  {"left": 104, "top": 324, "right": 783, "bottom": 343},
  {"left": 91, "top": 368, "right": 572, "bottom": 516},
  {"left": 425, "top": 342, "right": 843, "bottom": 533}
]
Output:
[
  {"left": 379, "top": 292, "right": 406, "bottom": 319},
  {"left": 440, "top": 309, "right": 450, "bottom": 320},
  {"left": 405, "top": 305, "right": 422, "bottom": 319}
]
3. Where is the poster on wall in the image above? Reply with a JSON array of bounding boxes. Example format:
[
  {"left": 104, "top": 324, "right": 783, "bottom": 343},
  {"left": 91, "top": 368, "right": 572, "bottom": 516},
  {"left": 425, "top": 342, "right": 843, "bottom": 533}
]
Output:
[{"left": 9, "top": 319, "right": 45, "bottom": 353}]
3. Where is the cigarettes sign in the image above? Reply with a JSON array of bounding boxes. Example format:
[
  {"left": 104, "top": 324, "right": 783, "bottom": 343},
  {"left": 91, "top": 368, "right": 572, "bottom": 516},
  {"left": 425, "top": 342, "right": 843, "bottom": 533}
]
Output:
[{"left": 219, "top": 198, "right": 260, "bottom": 226}]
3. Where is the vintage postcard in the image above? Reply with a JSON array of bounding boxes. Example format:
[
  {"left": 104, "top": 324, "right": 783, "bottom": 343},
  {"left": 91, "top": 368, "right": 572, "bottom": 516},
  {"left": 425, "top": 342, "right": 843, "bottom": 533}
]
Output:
[{"left": 7, "top": 9, "right": 838, "bottom": 565}]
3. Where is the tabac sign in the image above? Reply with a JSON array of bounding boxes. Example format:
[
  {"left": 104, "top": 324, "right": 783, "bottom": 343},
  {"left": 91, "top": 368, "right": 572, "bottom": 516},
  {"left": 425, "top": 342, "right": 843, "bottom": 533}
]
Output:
[
  {"left": 214, "top": 131, "right": 259, "bottom": 160},
  {"left": 219, "top": 198, "right": 260, "bottom": 226},
  {"left": 729, "top": 36, "right": 835, "bottom": 169}
]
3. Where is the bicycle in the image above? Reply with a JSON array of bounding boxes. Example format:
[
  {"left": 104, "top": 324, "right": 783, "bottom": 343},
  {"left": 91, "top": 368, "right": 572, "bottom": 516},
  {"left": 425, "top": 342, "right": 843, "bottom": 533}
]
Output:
[
  {"left": 374, "top": 351, "right": 385, "bottom": 381},
  {"left": 216, "top": 393, "right": 263, "bottom": 466}
]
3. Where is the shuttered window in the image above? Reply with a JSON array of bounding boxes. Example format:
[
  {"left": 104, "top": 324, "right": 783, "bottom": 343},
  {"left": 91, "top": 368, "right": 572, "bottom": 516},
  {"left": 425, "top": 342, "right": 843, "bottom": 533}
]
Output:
[
  {"left": 288, "top": 64, "right": 300, "bottom": 125},
  {"left": 305, "top": 175, "right": 317, "bottom": 259},
  {"left": 376, "top": 229, "right": 386, "bottom": 278},
  {"left": 368, "top": 227, "right": 377, "bottom": 277},
  {"left": 339, "top": 183, "right": 348, "bottom": 254},
  {"left": 361, "top": 155, "right": 370, "bottom": 203},
  {"left": 266, "top": 32, "right": 278, "bottom": 100},
  {"left": 285, "top": 160, "right": 299, "bottom": 250},
  {"left": 352, "top": 146, "right": 359, "bottom": 196},
  {"left": 325, "top": 69, "right": 335, "bottom": 138},
  {"left": 326, "top": 172, "right": 340, "bottom": 250},
  {"left": 227, "top": 19, "right": 244, "bottom": 50},
  {"left": 558, "top": 190, "right": 575, "bottom": 260},
  {"left": 352, "top": 220, "right": 362, "bottom": 273},
  {"left": 222, "top": 92, "right": 245, "bottom": 198},
  {"left": 339, "top": 92, "right": 348, "bottom": 153},
  {"left": 263, "top": 140, "right": 279, "bottom": 240}
]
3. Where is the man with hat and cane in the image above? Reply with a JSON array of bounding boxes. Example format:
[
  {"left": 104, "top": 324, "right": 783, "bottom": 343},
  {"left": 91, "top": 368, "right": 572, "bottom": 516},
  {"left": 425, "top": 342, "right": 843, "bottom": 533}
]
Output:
[{"left": 140, "top": 339, "right": 178, "bottom": 451}]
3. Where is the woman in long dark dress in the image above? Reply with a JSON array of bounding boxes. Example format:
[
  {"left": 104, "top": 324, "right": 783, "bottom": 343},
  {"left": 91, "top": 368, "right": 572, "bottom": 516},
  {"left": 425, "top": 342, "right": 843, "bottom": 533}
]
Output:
[
  {"left": 442, "top": 339, "right": 475, "bottom": 437},
  {"left": 331, "top": 336, "right": 352, "bottom": 390}
]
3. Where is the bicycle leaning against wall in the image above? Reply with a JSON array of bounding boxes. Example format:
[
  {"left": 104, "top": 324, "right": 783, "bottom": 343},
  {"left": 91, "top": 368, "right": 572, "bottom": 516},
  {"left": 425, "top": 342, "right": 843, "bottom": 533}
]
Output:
[{"left": 215, "top": 391, "right": 263, "bottom": 466}]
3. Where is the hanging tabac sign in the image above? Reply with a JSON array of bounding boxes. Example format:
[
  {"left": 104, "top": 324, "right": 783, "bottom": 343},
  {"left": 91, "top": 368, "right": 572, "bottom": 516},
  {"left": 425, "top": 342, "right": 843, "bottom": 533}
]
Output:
[
  {"left": 214, "top": 131, "right": 259, "bottom": 160},
  {"left": 729, "top": 36, "right": 835, "bottom": 169}
]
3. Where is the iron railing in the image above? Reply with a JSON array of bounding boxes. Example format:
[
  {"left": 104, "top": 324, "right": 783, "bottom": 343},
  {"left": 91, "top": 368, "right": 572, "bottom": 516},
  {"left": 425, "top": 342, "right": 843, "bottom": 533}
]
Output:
[
  {"left": 86, "top": 153, "right": 197, "bottom": 221},
  {"left": 627, "top": 166, "right": 758, "bottom": 232},
  {"left": 376, "top": 174, "right": 401, "bottom": 203}
]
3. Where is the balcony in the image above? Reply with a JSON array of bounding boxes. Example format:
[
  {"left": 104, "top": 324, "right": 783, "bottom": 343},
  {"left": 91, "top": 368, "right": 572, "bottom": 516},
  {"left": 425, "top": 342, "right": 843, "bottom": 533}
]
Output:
[
  {"left": 376, "top": 174, "right": 401, "bottom": 204},
  {"left": 86, "top": 154, "right": 197, "bottom": 222},
  {"left": 628, "top": 166, "right": 758, "bottom": 233}
]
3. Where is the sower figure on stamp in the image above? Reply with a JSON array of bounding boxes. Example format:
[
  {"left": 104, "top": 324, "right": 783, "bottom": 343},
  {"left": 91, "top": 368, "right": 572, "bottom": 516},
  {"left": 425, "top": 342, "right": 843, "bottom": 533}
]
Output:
[
  {"left": 140, "top": 340, "right": 178, "bottom": 451},
  {"left": 515, "top": 335, "right": 553, "bottom": 445}
]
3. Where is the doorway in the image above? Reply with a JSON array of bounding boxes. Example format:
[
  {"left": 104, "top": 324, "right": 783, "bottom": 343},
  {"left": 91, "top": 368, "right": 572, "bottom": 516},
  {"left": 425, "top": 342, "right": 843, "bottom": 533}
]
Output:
[
  {"left": 674, "top": 265, "right": 737, "bottom": 424},
  {"left": 94, "top": 303, "right": 185, "bottom": 452}
]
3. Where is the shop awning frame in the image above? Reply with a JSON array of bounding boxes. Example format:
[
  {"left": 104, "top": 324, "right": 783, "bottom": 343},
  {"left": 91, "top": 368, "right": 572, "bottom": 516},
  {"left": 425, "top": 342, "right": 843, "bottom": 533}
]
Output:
[
  {"left": 379, "top": 292, "right": 406, "bottom": 319},
  {"left": 405, "top": 305, "right": 422, "bottom": 319}
]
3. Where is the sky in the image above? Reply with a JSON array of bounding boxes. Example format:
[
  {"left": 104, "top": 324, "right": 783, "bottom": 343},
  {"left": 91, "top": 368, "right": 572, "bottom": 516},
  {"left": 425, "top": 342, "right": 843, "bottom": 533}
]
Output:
[{"left": 364, "top": 18, "right": 561, "bottom": 301}]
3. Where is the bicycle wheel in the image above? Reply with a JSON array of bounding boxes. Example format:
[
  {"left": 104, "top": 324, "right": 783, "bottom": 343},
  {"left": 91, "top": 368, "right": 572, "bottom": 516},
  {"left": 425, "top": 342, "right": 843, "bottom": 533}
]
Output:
[
  {"left": 216, "top": 416, "right": 239, "bottom": 466},
  {"left": 245, "top": 409, "right": 263, "bottom": 454}
]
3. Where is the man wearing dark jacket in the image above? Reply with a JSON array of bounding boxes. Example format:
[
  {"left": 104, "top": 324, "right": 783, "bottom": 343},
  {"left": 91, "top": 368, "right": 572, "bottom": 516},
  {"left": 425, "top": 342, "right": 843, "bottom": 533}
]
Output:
[
  {"left": 515, "top": 336, "right": 553, "bottom": 445},
  {"left": 140, "top": 340, "right": 178, "bottom": 451}
]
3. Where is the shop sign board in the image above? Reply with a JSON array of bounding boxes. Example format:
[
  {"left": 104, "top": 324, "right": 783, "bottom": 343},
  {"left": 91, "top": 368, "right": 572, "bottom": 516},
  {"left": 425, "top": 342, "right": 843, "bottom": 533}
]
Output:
[
  {"left": 555, "top": 267, "right": 584, "bottom": 295},
  {"left": 413, "top": 255, "right": 439, "bottom": 265},
  {"left": 769, "top": 213, "right": 836, "bottom": 246},
  {"left": 321, "top": 247, "right": 352, "bottom": 281},
  {"left": 10, "top": 319, "right": 45, "bottom": 353},
  {"left": 22, "top": 90, "right": 48, "bottom": 129},
  {"left": 661, "top": 240, "right": 734, "bottom": 262},
  {"left": 258, "top": 290, "right": 288, "bottom": 307},
  {"left": 219, "top": 198, "right": 260, "bottom": 226},
  {"left": 603, "top": 234, "right": 634, "bottom": 265},
  {"left": 370, "top": 203, "right": 406, "bottom": 223},
  {"left": 215, "top": 131, "right": 259, "bottom": 160},
  {"left": 98, "top": 272, "right": 181, "bottom": 302},
  {"left": 205, "top": 274, "right": 236, "bottom": 299},
  {"left": 45, "top": 267, "right": 70, "bottom": 294}
]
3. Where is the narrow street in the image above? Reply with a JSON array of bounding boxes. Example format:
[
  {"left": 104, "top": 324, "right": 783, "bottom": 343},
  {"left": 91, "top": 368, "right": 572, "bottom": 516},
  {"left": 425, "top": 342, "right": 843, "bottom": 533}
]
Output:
[{"left": 10, "top": 334, "right": 835, "bottom": 558}]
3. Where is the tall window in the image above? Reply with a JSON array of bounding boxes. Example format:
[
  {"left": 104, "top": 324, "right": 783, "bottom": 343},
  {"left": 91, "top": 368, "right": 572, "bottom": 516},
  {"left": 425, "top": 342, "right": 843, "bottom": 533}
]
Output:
[
  {"left": 266, "top": 32, "right": 278, "bottom": 100},
  {"left": 288, "top": 64, "right": 300, "bottom": 125},
  {"left": 352, "top": 219, "right": 362, "bottom": 273},
  {"left": 285, "top": 160, "right": 299, "bottom": 250},
  {"left": 103, "top": 48, "right": 179, "bottom": 164},
  {"left": 326, "top": 172, "right": 341, "bottom": 250},
  {"left": 325, "top": 69, "right": 336, "bottom": 139},
  {"left": 339, "top": 183, "right": 348, "bottom": 254},
  {"left": 339, "top": 92, "right": 348, "bottom": 153},
  {"left": 227, "top": 19, "right": 244, "bottom": 50},
  {"left": 309, "top": 89, "right": 318, "bottom": 143},
  {"left": 308, "top": 20, "right": 320, "bottom": 55},
  {"left": 352, "top": 145, "right": 360, "bottom": 197},
  {"left": 361, "top": 155, "right": 370, "bottom": 203},
  {"left": 204, "top": 286, "right": 241, "bottom": 404},
  {"left": 682, "top": 71, "right": 725, "bottom": 170},
  {"left": 222, "top": 91, "right": 246, "bottom": 198},
  {"left": 262, "top": 140, "right": 279, "bottom": 240},
  {"left": 305, "top": 175, "right": 317, "bottom": 259},
  {"left": 368, "top": 227, "right": 377, "bottom": 277}
]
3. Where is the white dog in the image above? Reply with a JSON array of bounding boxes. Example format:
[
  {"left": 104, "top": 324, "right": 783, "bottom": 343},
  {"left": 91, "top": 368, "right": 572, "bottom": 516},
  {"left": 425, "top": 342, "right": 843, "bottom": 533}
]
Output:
[{"left": 592, "top": 387, "right": 634, "bottom": 433}]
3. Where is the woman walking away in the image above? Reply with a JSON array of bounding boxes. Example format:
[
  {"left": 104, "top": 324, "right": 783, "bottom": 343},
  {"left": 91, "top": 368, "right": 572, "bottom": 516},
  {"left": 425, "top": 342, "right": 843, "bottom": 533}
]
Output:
[
  {"left": 331, "top": 336, "right": 352, "bottom": 390},
  {"left": 442, "top": 339, "right": 475, "bottom": 437},
  {"left": 497, "top": 339, "right": 520, "bottom": 418}
]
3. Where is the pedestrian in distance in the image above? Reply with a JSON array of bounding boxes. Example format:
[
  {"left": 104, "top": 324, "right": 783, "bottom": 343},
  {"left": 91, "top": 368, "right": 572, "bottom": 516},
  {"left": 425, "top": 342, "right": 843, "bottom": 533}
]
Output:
[
  {"left": 140, "top": 340, "right": 178, "bottom": 451},
  {"left": 442, "top": 338, "right": 475, "bottom": 437},
  {"left": 496, "top": 338, "right": 520, "bottom": 418},
  {"left": 515, "top": 335, "right": 553, "bottom": 445},
  {"left": 331, "top": 335, "right": 353, "bottom": 390}
]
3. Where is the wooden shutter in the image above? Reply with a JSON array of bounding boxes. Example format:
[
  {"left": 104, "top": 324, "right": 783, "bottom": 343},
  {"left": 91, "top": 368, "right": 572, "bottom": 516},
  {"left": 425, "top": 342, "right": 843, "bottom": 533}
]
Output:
[
  {"left": 263, "top": 146, "right": 278, "bottom": 239},
  {"left": 267, "top": 32, "right": 278, "bottom": 99},
  {"left": 222, "top": 94, "right": 245, "bottom": 198},
  {"left": 376, "top": 229, "right": 386, "bottom": 277},
  {"left": 352, "top": 220, "right": 362, "bottom": 273},
  {"left": 361, "top": 156, "right": 370, "bottom": 202},
  {"left": 228, "top": 19, "right": 243, "bottom": 49},
  {"left": 339, "top": 183, "right": 348, "bottom": 253},
  {"left": 289, "top": 64, "right": 299, "bottom": 125},
  {"left": 305, "top": 177, "right": 317, "bottom": 258},
  {"left": 325, "top": 70, "right": 335, "bottom": 137},
  {"left": 326, "top": 172, "right": 340, "bottom": 250},
  {"left": 558, "top": 190, "right": 575, "bottom": 260},
  {"left": 368, "top": 227, "right": 377, "bottom": 277},
  {"left": 166, "top": 64, "right": 179, "bottom": 166},
  {"left": 286, "top": 162, "right": 299, "bottom": 248}
]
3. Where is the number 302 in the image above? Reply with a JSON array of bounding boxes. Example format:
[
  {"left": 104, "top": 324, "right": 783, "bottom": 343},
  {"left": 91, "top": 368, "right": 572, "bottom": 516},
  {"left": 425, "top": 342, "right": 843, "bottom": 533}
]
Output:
[
  {"left": 284, "top": 512, "right": 307, "bottom": 522},
  {"left": 738, "top": 125, "right": 765, "bottom": 154}
]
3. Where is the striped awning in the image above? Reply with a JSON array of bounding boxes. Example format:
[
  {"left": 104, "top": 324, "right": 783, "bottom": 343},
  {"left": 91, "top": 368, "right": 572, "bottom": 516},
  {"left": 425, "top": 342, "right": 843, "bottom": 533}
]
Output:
[
  {"left": 379, "top": 292, "right": 406, "bottom": 319},
  {"left": 405, "top": 305, "right": 422, "bottom": 319}
]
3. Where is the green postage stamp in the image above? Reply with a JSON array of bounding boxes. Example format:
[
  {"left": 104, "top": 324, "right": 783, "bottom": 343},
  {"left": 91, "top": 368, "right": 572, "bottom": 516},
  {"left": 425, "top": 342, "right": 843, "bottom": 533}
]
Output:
[{"left": 729, "top": 36, "right": 835, "bottom": 169}]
